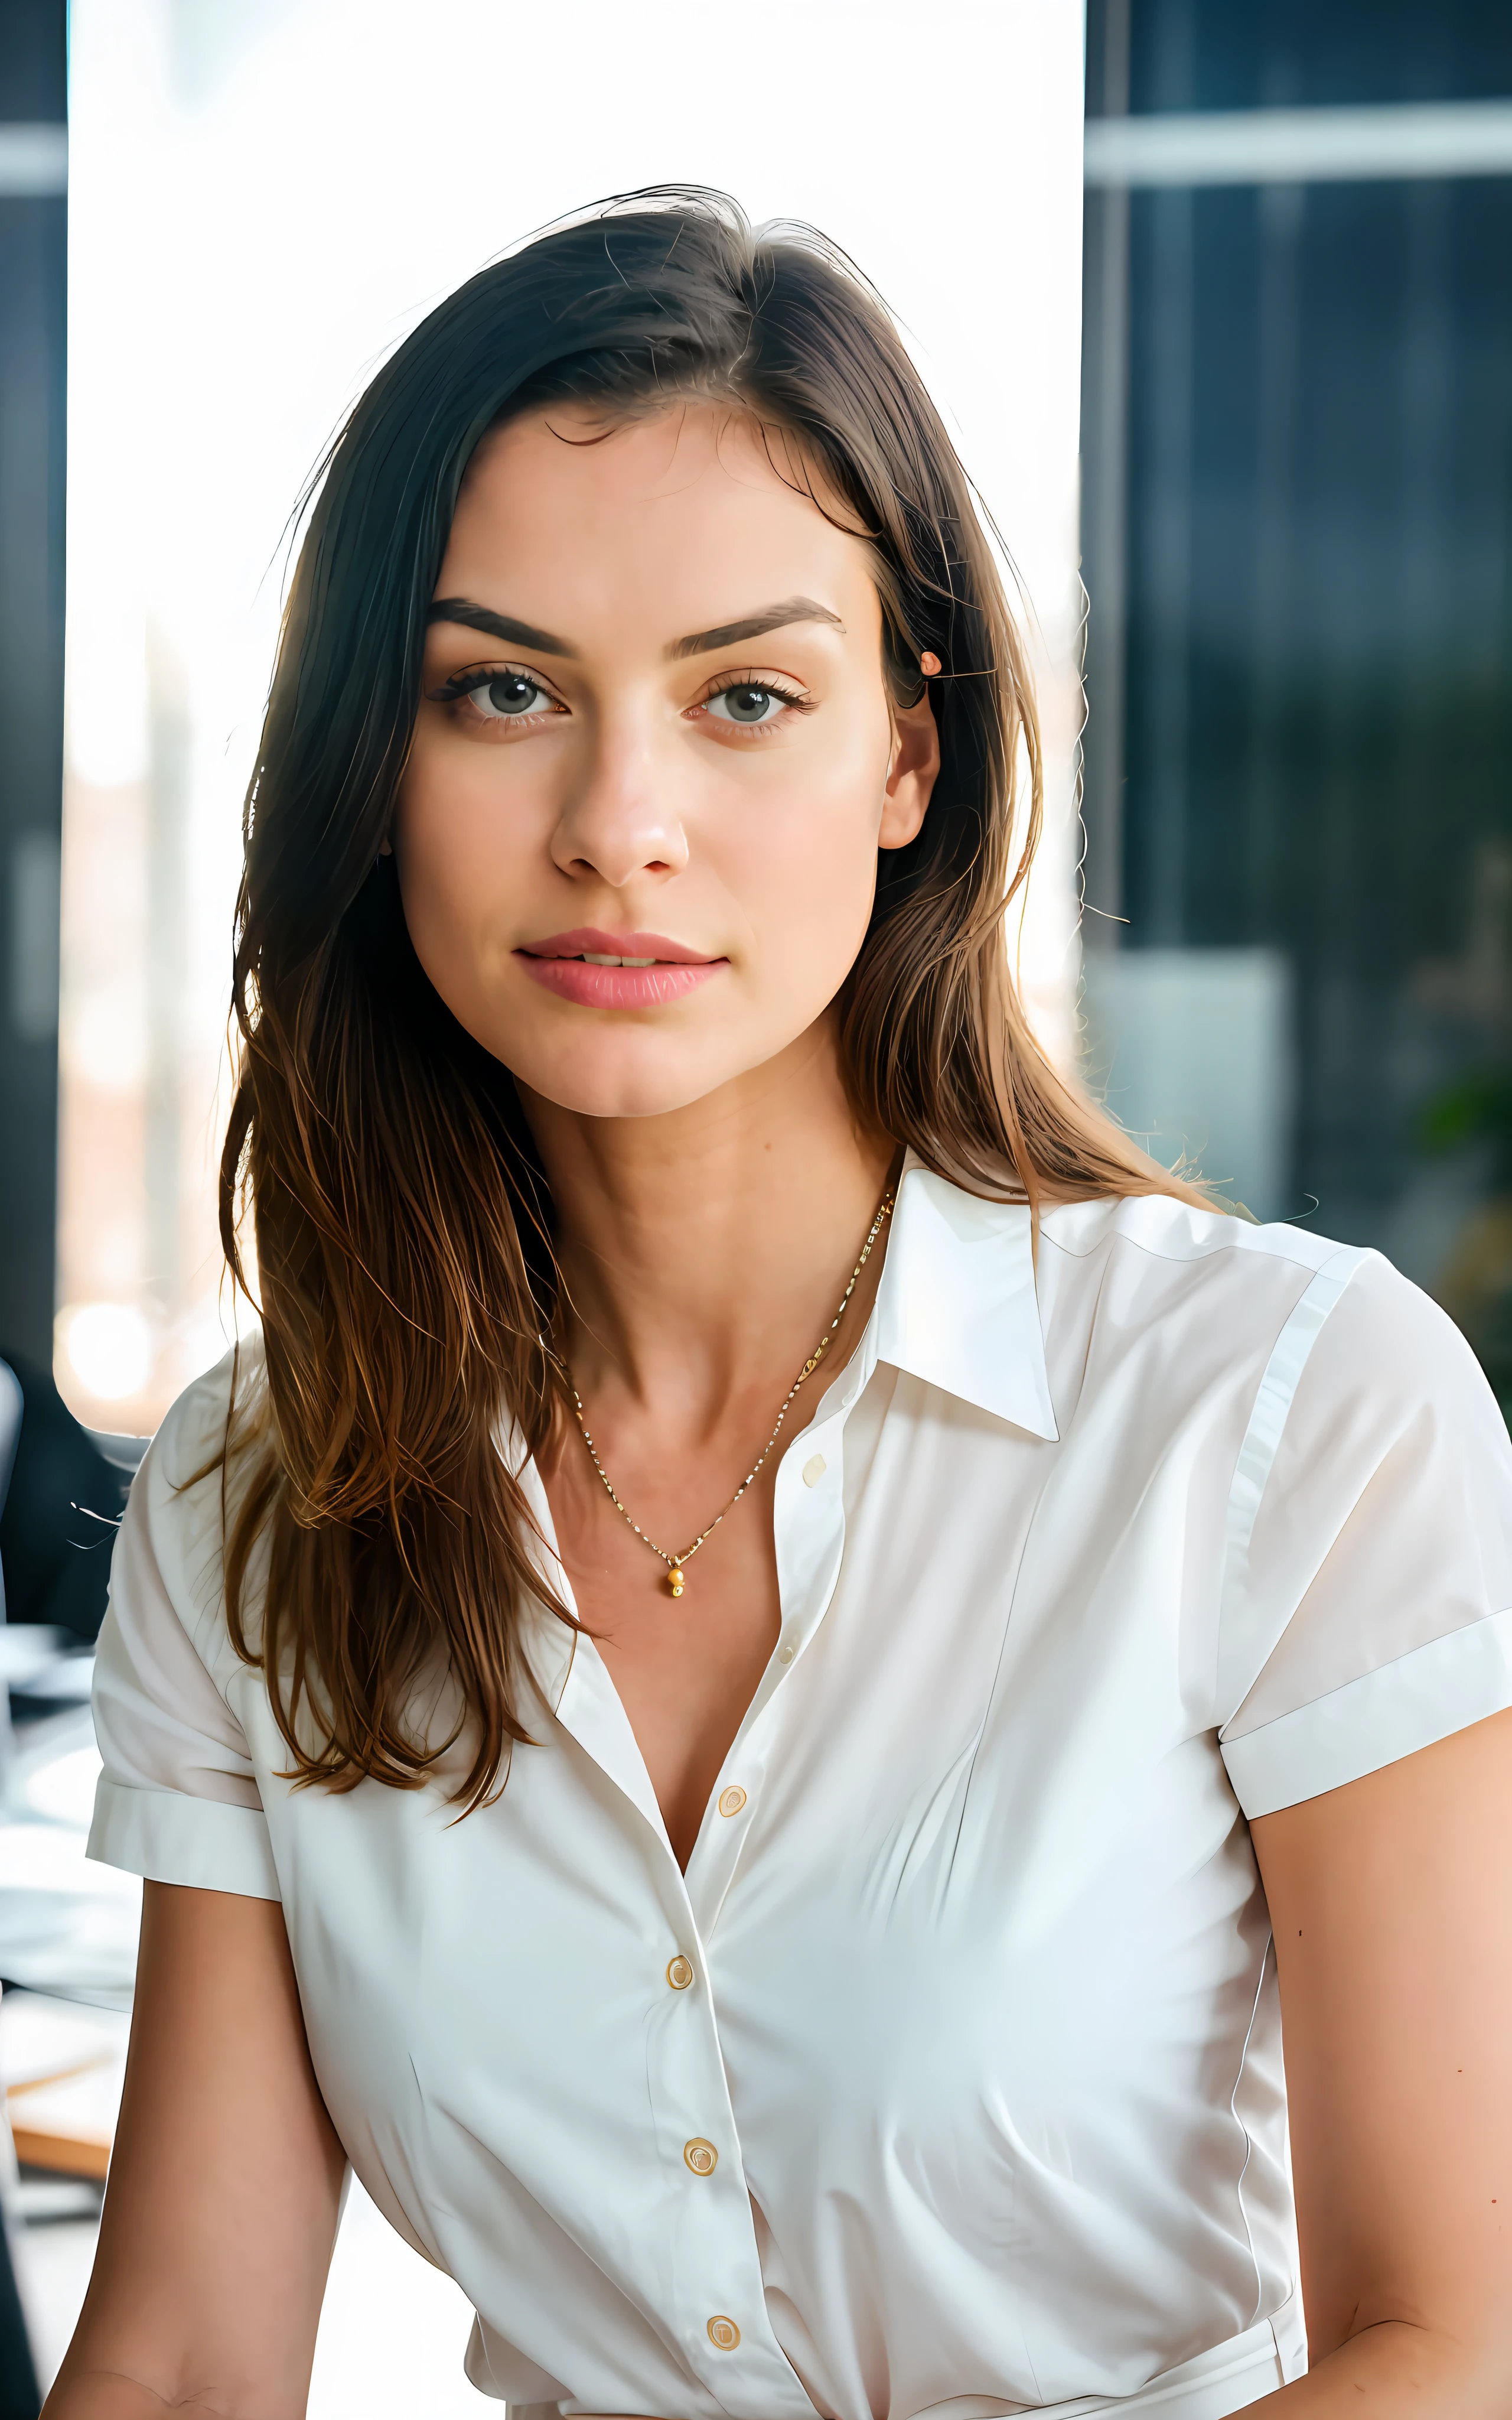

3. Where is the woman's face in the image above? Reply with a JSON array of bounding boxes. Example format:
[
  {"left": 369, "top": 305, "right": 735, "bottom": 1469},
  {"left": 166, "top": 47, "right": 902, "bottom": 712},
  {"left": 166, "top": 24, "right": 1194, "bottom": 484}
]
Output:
[{"left": 392, "top": 402, "right": 938, "bottom": 1120}]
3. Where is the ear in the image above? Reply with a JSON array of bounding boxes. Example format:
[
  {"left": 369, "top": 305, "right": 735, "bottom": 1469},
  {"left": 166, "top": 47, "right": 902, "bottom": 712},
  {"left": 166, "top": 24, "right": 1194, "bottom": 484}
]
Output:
[{"left": 878, "top": 691, "right": 940, "bottom": 851}]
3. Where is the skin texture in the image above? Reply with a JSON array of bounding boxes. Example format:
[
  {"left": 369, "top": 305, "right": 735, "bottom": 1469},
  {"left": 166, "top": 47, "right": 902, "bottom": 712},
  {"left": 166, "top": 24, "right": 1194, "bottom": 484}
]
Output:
[{"left": 43, "top": 405, "right": 1512, "bottom": 2416}]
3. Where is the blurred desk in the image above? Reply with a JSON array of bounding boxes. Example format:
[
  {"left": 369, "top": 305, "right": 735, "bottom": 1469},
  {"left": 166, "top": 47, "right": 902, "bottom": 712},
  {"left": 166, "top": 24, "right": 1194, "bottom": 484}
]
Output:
[
  {"left": 2, "top": 1994, "right": 127, "bottom": 2180},
  {"left": 0, "top": 1696, "right": 141, "bottom": 2013},
  {"left": 1, "top": 1674, "right": 137, "bottom": 2185}
]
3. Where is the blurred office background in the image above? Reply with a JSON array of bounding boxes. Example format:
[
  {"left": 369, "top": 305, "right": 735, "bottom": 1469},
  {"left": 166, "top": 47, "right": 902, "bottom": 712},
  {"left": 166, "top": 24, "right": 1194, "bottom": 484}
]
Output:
[{"left": 1080, "top": 0, "right": 1512, "bottom": 1409}]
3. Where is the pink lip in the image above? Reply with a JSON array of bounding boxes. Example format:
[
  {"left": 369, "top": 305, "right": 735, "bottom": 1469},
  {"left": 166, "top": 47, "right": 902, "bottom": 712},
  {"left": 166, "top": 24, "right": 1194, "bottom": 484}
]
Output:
[{"left": 517, "top": 927, "right": 726, "bottom": 1010}]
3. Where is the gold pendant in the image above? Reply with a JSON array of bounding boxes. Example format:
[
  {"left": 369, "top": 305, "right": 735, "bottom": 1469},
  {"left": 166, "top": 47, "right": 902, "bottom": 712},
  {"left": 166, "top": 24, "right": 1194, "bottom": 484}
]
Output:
[{"left": 669, "top": 1564, "right": 685, "bottom": 1599}]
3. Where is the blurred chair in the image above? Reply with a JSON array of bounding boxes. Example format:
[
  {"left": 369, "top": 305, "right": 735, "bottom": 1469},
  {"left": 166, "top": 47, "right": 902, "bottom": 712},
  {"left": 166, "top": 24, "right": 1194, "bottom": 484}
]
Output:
[{"left": 0, "top": 1354, "right": 133, "bottom": 1644}]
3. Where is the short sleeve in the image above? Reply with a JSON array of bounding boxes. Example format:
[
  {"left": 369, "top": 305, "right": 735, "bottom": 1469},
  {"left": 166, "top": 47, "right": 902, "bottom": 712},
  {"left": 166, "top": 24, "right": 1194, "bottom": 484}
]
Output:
[
  {"left": 87, "top": 1349, "right": 282, "bottom": 1901},
  {"left": 1218, "top": 1248, "right": 1512, "bottom": 1819}
]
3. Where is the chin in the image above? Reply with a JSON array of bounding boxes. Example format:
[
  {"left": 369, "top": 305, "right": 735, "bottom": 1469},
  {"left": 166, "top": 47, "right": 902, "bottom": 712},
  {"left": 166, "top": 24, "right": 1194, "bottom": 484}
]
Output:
[{"left": 509, "top": 1029, "right": 793, "bottom": 1121}]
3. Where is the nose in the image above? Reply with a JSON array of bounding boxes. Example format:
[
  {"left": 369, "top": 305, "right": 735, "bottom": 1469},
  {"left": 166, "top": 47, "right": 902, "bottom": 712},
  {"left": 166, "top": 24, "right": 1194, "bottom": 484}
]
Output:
[{"left": 549, "top": 706, "right": 687, "bottom": 889}]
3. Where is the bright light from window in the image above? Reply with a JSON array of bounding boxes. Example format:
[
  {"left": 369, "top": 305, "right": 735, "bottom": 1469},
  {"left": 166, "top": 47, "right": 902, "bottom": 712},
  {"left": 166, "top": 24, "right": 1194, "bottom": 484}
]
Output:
[
  {"left": 57, "top": 1302, "right": 155, "bottom": 1402},
  {"left": 65, "top": 601, "right": 151, "bottom": 789}
]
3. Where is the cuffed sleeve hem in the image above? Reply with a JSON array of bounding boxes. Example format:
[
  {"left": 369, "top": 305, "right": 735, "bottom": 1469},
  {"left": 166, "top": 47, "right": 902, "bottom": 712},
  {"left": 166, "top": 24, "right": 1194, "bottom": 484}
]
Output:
[
  {"left": 87, "top": 1777, "right": 282, "bottom": 1901},
  {"left": 1220, "top": 1603, "right": 1512, "bottom": 1819}
]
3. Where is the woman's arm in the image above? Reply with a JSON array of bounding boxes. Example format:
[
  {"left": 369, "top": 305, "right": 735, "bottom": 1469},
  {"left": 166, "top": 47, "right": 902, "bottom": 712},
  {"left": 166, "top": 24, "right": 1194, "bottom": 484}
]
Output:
[
  {"left": 1250, "top": 1704, "right": 1512, "bottom": 2414},
  {"left": 43, "top": 1881, "right": 346, "bottom": 2420}
]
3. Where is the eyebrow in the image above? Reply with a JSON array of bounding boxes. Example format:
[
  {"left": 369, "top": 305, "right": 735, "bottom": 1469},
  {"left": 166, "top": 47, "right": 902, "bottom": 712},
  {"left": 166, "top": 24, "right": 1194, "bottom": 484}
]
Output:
[
  {"left": 427, "top": 599, "right": 579, "bottom": 658},
  {"left": 663, "top": 597, "right": 845, "bottom": 661},
  {"left": 425, "top": 593, "right": 844, "bottom": 665}
]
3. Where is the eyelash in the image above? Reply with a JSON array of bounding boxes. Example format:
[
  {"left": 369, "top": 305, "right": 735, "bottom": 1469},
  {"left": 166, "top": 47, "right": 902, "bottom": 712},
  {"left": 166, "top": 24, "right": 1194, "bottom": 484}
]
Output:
[
  {"left": 692, "top": 672, "right": 814, "bottom": 736},
  {"left": 704, "top": 673, "right": 812, "bottom": 709},
  {"left": 428, "top": 664, "right": 562, "bottom": 709},
  {"left": 426, "top": 663, "right": 816, "bottom": 731}
]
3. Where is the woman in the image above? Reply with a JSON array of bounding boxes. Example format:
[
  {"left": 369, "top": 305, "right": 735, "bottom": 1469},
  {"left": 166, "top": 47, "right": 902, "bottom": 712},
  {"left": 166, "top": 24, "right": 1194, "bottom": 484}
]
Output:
[{"left": 50, "top": 194, "right": 1512, "bottom": 2418}]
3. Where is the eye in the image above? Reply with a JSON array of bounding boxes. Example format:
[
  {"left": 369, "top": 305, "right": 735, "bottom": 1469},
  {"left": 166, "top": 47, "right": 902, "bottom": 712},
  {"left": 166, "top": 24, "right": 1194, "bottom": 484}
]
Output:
[
  {"left": 703, "top": 681, "right": 798, "bottom": 727},
  {"left": 465, "top": 670, "right": 553, "bottom": 720}
]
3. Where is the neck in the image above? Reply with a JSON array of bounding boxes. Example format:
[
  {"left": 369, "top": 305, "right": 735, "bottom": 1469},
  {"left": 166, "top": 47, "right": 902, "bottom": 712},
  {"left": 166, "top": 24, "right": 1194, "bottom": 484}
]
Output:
[{"left": 520, "top": 1013, "right": 897, "bottom": 1432}]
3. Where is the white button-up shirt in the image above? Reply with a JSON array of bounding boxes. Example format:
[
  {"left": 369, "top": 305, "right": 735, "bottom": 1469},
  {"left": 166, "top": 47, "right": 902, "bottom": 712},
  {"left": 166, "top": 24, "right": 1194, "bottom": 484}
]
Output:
[{"left": 89, "top": 1166, "right": 1512, "bottom": 2420}]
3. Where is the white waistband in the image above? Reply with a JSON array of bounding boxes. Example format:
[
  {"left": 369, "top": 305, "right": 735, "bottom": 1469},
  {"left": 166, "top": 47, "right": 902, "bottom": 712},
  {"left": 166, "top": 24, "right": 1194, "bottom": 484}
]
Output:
[
  {"left": 909, "top": 2311, "right": 1300, "bottom": 2420},
  {"left": 512, "top": 2310, "right": 1302, "bottom": 2420}
]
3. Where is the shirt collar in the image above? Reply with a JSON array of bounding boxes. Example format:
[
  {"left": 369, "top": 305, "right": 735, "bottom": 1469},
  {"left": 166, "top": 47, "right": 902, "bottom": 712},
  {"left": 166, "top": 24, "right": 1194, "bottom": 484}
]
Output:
[{"left": 868, "top": 1154, "right": 1059, "bottom": 1440}]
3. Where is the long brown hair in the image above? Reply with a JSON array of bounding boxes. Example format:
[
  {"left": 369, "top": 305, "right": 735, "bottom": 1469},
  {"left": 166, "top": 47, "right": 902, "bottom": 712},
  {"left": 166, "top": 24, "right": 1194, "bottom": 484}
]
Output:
[{"left": 222, "top": 189, "right": 1195, "bottom": 1807}]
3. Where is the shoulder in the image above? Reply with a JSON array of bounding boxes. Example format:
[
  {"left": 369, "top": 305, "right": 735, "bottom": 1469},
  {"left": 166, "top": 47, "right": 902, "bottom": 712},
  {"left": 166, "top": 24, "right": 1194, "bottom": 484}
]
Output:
[
  {"left": 91, "top": 1335, "right": 280, "bottom": 1886},
  {"left": 1035, "top": 1191, "right": 1349, "bottom": 1367},
  {"left": 1040, "top": 1192, "right": 1415, "bottom": 1349},
  {"left": 1034, "top": 1192, "right": 1503, "bottom": 1455},
  {"left": 122, "top": 1335, "right": 269, "bottom": 1656},
  {"left": 148, "top": 1333, "right": 265, "bottom": 1484},
  {"left": 1041, "top": 1196, "right": 1510, "bottom": 1540},
  {"left": 1040, "top": 1191, "right": 1342, "bottom": 1287}
]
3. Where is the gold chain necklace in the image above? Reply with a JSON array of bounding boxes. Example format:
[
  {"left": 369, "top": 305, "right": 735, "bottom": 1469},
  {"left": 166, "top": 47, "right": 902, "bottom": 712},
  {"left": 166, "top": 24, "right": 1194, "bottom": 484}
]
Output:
[{"left": 569, "top": 1188, "right": 894, "bottom": 1599}]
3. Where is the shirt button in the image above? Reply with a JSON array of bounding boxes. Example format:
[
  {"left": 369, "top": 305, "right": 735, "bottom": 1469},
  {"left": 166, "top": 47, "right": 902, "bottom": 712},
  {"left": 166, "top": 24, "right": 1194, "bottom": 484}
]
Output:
[
  {"left": 777, "top": 1642, "right": 795, "bottom": 1664},
  {"left": 802, "top": 1453, "right": 826, "bottom": 1487},
  {"left": 683, "top": 2138, "right": 718, "bottom": 2175},
  {"left": 666, "top": 1954, "right": 694, "bottom": 1990},
  {"left": 717, "top": 1785, "right": 747, "bottom": 1818},
  {"left": 707, "top": 2316, "right": 741, "bottom": 2351}
]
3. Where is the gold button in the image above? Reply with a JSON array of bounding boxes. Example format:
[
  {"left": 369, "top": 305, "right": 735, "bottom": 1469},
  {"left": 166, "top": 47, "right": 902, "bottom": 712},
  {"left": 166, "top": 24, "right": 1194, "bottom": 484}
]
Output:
[
  {"left": 666, "top": 1954, "right": 694, "bottom": 1991},
  {"left": 802, "top": 1454, "right": 826, "bottom": 1487},
  {"left": 778, "top": 1642, "right": 795, "bottom": 1664},
  {"left": 717, "top": 1785, "right": 747, "bottom": 1818},
  {"left": 683, "top": 2137, "right": 718, "bottom": 2175},
  {"left": 707, "top": 2315, "right": 741, "bottom": 2351}
]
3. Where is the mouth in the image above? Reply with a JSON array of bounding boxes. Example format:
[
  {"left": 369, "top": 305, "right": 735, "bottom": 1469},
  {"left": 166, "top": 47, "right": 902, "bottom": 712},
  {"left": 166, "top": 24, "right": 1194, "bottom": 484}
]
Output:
[
  {"left": 521, "top": 928, "right": 719, "bottom": 965},
  {"left": 517, "top": 928, "right": 726, "bottom": 1009}
]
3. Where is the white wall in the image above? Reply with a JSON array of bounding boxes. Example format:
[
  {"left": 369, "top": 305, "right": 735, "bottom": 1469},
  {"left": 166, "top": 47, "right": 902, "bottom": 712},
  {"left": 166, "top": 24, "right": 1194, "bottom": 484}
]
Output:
[
  {"left": 1081, "top": 948, "right": 1297, "bottom": 1222},
  {"left": 60, "top": 0, "right": 1087, "bottom": 1428}
]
